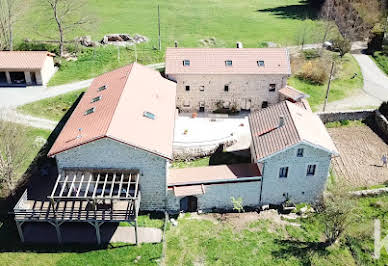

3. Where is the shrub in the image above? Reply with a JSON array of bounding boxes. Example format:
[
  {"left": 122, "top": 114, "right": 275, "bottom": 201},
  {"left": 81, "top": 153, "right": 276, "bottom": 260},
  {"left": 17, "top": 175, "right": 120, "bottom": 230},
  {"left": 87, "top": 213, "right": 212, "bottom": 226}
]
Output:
[
  {"left": 378, "top": 101, "right": 388, "bottom": 118},
  {"left": 332, "top": 37, "right": 351, "bottom": 57},
  {"left": 303, "top": 49, "right": 320, "bottom": 60},
  {"left": 231, "top": 197, "right": 244, "bottom": 213},
  {"left": 296, "top": 61, "right": 328, "bottom": 85},
  {"left": 373, "top": 51, "right": 388, "bottom": 75}
]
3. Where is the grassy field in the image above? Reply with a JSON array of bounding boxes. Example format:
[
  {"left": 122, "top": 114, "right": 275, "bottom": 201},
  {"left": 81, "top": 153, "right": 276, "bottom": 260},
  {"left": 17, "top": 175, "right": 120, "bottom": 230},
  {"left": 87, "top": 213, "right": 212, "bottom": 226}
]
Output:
[
  {"left": 288, "top": 53, "right": 363, "bottom": 111},
  {"left": 166, "top": 195, "right": 388, "bottom": 265},
  {"left": 17, "top": 89, "right": 85, "bottom": 121},
  {"left": 14, "top": 0, "right": 335, "bottom": 85}
]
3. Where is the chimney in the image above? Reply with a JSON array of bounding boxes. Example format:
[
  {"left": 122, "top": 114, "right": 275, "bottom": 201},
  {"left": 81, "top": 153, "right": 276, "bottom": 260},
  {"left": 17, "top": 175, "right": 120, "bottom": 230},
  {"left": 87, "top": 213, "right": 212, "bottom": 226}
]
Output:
[
  {"left": 236, "top": 42, "right": 243, "bottom": 48},
  {"left": 278, "top": 116, "right": 284, "bottom": 128},
  {"left": 174, "top": 41, "right": 178, "bottom": 48}
]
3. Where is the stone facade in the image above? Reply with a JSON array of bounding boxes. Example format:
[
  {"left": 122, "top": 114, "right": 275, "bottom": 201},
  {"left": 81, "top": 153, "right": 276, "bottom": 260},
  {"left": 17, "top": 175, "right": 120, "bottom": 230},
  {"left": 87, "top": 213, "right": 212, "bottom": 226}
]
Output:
[
  {"left": 167, "top": 180, "right": 262, "bottom": 212},
  {"left": 55, "top": 138, "right": 168, "bottom": 211},
  {"left": 167, "top": 73, "right": 288, "bottom": 112},
  {"left": 259, "top": 143, "right": 332, "bottom": 205}
]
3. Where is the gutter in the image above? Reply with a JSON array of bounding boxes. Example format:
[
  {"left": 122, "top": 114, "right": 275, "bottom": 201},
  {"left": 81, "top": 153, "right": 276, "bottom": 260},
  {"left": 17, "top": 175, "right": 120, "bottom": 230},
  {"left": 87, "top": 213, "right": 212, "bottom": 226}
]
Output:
[{"left": 168, "top": 176, "right": 262, "bottom": 188}]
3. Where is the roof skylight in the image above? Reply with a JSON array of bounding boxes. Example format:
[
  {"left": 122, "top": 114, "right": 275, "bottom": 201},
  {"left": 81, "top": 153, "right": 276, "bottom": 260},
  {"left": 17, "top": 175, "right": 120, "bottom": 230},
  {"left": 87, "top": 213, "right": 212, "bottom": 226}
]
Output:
[
  {"left": 225, "top": 60, "right": 233, "bottom": 66},
  {"left": 85, "top": 107, "right": 95, "bottom": 115},
  {"left": 91, "top": 96, "right": 102, "bottom": 103},
  {"left": 98, "top": 85, "right": 107, "bottom": 92},
  {"left": 183, "top": 60, "right": 190, "bottom": 66},
  {"left": 257, "top": 60, "right": 265, "bottom": 67},
  {"left": 143, "top": 111, "right": 156, "bottom": 120}
]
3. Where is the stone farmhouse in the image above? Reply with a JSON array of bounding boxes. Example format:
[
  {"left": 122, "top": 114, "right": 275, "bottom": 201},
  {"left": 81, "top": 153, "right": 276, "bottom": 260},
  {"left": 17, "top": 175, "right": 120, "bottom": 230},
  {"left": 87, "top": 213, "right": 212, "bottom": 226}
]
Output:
[
  {"left": 0, "top": 51, "right": 56, "bottom": 86},
  {"left": 165, "top": 47, "right": 292, "bottom": 112},
  {"left": 12, "top": 61, "right": 337, "bottom": 244}
]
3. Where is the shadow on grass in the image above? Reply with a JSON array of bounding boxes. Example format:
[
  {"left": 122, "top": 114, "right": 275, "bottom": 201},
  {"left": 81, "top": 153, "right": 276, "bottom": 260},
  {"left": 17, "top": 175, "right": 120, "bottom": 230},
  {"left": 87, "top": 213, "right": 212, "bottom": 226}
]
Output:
[
  {"left": 257, "top": 0, "right": 324, "bottom": 20},
  {"left": 272, "top": 239, "right": 330, "bottom": 264}
]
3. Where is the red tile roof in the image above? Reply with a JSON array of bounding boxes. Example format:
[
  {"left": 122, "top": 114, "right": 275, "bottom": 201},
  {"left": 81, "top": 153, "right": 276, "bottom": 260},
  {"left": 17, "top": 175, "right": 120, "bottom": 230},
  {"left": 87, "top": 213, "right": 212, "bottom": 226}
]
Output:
[
  {"left": 165, "top": 48, "right": 291, "bottom": 75},
  {"left": 249, "top": 101, "right": 338, "bottom": 161},
  {"left": 279, "top": 86, "right": 308, "bottom": 102},
  {"left": 168, "top": 163, "right": 261, "bottom": 186},
  {"left": 48, "top": 63, "right": 177, "bottom": 159},
  {"left": 0, "top": 51, "right": 54, "bottom": 70},
  {"left": 173, "top": 185, "right": 205, "bottom": 197}
]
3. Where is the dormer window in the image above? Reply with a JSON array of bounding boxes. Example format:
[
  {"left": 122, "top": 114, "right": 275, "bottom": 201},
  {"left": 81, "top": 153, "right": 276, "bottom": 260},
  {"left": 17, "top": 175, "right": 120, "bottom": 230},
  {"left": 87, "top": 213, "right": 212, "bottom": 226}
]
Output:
[
  {"left": 91, "top": 96, "right": 102, "bottom": 103},
  {"left": 98, "top": 85, "right": 107, "bottom": 92},
  {"left": 183, "top": 60, "right": 190, "bottom": 66},
  {"left": 225, "top": 60, "right": 233, "bottom": 66},
  {"left": 143, "top": 111, "right": 156, "bottom": 120},
  {"left": 85, "top": 107, "right": 95, "bottom": 115},
  {"left": 257, "top": 60, "right": 265, "bottom": 67}
]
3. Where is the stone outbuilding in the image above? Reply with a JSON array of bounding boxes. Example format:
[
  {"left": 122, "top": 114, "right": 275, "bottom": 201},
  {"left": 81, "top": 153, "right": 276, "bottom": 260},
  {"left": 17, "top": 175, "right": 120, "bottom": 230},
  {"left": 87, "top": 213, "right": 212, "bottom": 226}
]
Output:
[
  {"left": 165, "top": 47, "right": 291, "bottom": 112},
  {"left": 0, "top": 51, "right": 56, "bottom": 86}
]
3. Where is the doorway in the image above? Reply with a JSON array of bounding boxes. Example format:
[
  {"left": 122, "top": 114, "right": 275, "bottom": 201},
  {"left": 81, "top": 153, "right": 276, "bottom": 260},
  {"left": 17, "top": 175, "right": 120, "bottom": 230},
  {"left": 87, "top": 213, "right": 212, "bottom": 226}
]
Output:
[
  {"left": 199, "top": 102, "right": 205, "bottom": 112},
  {"left": 242, "top": 99, "right": 251, "bottom": 111},
  {"left": 180, "top": 196, "right": 198, "bottom": 212},
  {"left": 30, "top": 72, "right": 37, "bottom": 85},
  {"left": 0, "top": 72, "right": 6, "bottom": 83}
]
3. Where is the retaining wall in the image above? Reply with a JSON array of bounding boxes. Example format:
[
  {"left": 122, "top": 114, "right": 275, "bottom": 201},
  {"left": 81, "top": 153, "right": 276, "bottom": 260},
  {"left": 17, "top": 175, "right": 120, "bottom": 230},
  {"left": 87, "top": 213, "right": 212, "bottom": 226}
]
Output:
[{"left": 317, "top": 109, "right": 375, "bottom": 123}]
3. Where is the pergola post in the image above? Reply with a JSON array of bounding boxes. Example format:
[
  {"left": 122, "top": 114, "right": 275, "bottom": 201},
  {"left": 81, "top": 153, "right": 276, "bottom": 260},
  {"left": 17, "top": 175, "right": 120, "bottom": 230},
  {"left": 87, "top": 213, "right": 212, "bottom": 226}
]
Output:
[
  {"left": 15, "top": 221, "right": 25, "bottom": 243},
  {"left": 49, "top": 220, "right": 63, "bottom": 244},
  {"left": 94, "top": 221, "right": 103, "bottom": 245},
  {"left": 135, "top": 218, "right": 139, "bottom": 246}
]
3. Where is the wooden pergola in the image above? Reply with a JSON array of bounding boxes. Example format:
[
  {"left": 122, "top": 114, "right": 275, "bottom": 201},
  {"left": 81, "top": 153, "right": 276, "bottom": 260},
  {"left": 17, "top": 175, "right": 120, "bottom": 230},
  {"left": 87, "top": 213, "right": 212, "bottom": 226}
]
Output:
[{"left": 13, "top": 168, "right": 141, "bottom": 245}]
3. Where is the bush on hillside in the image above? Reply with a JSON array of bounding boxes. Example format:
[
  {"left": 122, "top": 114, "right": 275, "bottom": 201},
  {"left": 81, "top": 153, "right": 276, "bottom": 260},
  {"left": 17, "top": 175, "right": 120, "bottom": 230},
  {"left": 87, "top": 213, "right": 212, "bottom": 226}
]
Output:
[
  {"left": 379, "top": 101, "right": 388, "bottom": 118},
  {"left": 296, "top": 61, "right": 328, "bottom": 85},
  {"left": 303, "top": 49, "right": 321, "bottom": 60},
  {"left": 373, "top": 51, "right": 388, "bottom": 75},
  {"left": 332, "top": 37, "right": 351, "bottom": 57}
]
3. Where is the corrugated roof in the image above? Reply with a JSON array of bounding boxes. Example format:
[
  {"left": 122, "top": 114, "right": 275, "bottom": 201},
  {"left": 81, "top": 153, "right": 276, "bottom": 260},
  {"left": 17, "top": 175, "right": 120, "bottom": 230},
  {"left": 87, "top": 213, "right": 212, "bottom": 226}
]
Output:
[
  {"left": 249, "top": 101, "right": 338, "bottom": 161},
  {"left": 48, "top": 63, "right": 177, "bottom": 159},
  {"left": 279, "top": 86, "right": 308, "bottom": 102},
  {"left": 173, "top": 185, "right": 205, "bottom": 197},
  {"left": 0, "top": 51, "right": 54, "bottom": 70},
  {"left": 165, "top": 48, "right": 291, "bottom": 75},
  {"left": 168, "top": 163, "right": 261, "bottom": 186}
]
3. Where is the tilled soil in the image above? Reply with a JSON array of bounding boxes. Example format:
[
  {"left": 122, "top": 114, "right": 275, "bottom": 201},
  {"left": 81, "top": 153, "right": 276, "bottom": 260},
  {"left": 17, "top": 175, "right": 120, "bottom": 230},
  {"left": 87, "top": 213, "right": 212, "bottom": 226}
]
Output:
[{"left": 328, "top": 125, "right": 388, "bottom": 187}]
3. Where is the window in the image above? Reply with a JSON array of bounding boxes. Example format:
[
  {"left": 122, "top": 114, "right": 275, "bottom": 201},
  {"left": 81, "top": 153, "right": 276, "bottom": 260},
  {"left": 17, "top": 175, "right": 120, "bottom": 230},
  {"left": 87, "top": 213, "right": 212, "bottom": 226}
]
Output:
[
  {"left": 257, "top": 60, "right": 265, "bottom": 67},
  {"left": 143, "top": 111, "right": 156, "bottom": 120},
  {"left": 91, "top": 96, "right": 102, "bottom": 103},
  {"left": 183, "top": 100, "right": 190, "bottom": 107},
  {"left": 297, "top": 148, "right": 304, "bottom": 157},
  {"left": 261, "top": 101, "right": 268, "bottom": 109},
  {"left": 307, "top": 165, "right": 316, "bottom": 176},
  {"left": 185, "top": 85, "right": 190, "bottom": 91},
  {"left": 224, "top": 85, "right": 229, "bottom": 92},
  {"left": 85, "top": 107, "right": 95, "bottom": 115},
  {"left": 279, "top": 167, "right": 289, "bottom": 178},
  {"left": 225, "top": 60, "right": 233, "bottom": 66},
  {"left": 200, "top": 86, "right": 205, "bottom": 91},
  {"left": 98, "top": 85, "right": 107, "bottom": 92},
  {"left": 183, "top": 60, "right": 190, "bottom": 66},
  {"left": 269, "top": 84, "right": 276, "bottom": 92}
]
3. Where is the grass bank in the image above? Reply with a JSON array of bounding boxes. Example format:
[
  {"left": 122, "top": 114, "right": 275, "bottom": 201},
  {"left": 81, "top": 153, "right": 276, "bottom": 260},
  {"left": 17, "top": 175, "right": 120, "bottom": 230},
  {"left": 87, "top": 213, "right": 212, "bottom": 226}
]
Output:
[
  {"left": 371, "top": 52, "right": 388, "bottom": 76},
  {"left": 15, "top": 0, "right": 336, "bottom": 85},
  {"left": 166, "top": 195, "right": 388, "bottom": 265},
  {"left": 289, "top": 53, "right": 363, "bottom": 111},
  {"left": 17, "top": 89, "right": 85, "bottom": 121}
]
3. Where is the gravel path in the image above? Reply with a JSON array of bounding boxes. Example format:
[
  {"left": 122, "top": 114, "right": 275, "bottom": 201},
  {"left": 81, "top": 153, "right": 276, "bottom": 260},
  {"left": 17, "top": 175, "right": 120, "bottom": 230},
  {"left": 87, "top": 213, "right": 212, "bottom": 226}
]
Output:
[{"left": 324, "top": 54, "right": 388, "bottom": 111}]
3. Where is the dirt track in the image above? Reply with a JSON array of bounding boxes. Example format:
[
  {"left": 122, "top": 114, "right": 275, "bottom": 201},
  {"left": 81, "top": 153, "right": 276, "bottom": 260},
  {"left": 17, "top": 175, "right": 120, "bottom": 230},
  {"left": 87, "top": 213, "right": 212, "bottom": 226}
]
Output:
[{"left": 328, "top": 125, "right": 388, "bottom": 187}]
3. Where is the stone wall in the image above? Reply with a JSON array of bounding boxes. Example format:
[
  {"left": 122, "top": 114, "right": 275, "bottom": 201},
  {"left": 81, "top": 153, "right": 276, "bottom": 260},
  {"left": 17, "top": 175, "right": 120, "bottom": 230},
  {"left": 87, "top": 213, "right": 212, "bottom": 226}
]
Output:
[
  {"left": 167, "top": 73, "right": 288, "bottom": 112},
  {"left": 260, "top": 143, "right": 332, "bottom": 205},
  {"left": 55, "top": 138, "right": 168, "bottom": 211},
  {"left": 167, "top": 180, "right": 262, "bottom": 212},
  {"left": 317, "top": 109, "right": 375, "bottom": 123},
  {"left": 375, "top": 110, "right": 388, "bottom": 136}
]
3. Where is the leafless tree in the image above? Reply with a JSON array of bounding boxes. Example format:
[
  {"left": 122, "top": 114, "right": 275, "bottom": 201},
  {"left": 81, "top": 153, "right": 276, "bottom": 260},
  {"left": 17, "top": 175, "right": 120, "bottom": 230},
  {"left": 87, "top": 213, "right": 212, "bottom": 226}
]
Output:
[
  {"left": 319, "top": 183, "right": 357, "bottom": 246},
  {"left": 0, "top": 0, "right": 22, "bottom": 50},
  {"left": 44, "top": 0, "right": 89, "bottom": 56},
  {"left": 0, "top": 117, "right": 29, "bottom": 196}
]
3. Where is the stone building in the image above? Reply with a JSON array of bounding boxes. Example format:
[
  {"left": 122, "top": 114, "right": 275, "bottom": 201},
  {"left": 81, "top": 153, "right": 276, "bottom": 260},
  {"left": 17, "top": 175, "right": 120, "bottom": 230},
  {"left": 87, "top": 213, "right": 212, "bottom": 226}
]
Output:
[
  {"left": 165, "top": 47, "right": 291, "bottom": 112},
  {"left": 48, "top": 63, "right": 177, "bottom": 211},
  {"left": 0, "top": 51, "right": 55, "bottom": 86}
]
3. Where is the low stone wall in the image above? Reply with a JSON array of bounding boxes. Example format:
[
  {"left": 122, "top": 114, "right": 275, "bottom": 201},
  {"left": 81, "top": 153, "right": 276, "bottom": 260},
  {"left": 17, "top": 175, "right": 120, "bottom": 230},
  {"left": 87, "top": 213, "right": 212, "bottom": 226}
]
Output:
[
  {"left": 317, "top": 109, "right": 375, "bottom": 123},
  {"left": 375, "top": 110, "right": 388, "bottom": 136}
]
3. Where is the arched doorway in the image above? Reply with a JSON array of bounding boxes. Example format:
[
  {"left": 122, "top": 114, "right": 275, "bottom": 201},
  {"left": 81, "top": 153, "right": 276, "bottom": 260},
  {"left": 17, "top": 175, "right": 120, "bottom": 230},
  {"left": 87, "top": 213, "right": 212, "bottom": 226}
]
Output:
[{"left": 180, "top": 196, "right": 198, "bottom": 212}]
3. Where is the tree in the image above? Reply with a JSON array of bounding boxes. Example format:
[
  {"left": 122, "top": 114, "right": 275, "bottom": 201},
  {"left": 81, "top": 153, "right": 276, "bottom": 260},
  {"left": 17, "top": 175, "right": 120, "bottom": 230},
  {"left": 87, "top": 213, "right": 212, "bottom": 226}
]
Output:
[
  {"left": 320, "top": 185, "right": 356, "bottom": 246},
  {"left": 44, "top": 0, "right": 89, "bottom": 56},
  {"left": 0, "top": 0, "right": 21, "bottom": 50},
  {"left": 0, "top": 118, "right": 29, "bottom": 195},
  {"left": 332, "top": 37, "right": 351, "bottom": 57}
]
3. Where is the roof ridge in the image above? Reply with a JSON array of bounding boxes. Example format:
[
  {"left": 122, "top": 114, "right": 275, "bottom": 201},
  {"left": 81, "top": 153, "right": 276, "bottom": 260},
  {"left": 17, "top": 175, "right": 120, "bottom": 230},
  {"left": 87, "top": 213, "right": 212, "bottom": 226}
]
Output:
[
  {"left": 105, "top": 64, "right": 134, "bottom": 136},
  {"left": 284, "top": 101, "right": 302, "bottom": 143}
]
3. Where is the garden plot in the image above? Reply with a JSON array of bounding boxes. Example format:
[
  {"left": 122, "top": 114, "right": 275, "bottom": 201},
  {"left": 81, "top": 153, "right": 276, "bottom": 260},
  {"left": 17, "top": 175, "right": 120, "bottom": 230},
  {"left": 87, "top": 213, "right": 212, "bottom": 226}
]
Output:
[{"left": 328, "top": 125, "right": 388, "bottom": 187}]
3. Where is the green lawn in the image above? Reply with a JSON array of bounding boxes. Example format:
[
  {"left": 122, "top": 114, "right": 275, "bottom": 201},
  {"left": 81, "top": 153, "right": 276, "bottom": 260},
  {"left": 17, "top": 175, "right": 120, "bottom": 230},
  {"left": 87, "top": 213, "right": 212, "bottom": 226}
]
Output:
[
  {"left": 166, "top": 195, "right": 388, "bottom": 265},
  {"left": 17, "top": 89, "right": 85, "bottom": 121},
  {"left": 289, "top": 53, "right": 363, "bottom": 111},
  {"left": 14, "top": 0, "right": 335, "bottom": 85},
  {"left": 171, "top": 157, "right": 210, "bottom": 169},
  {"left": 372, "top": 52, "right": 388, "bottom": 76}
]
